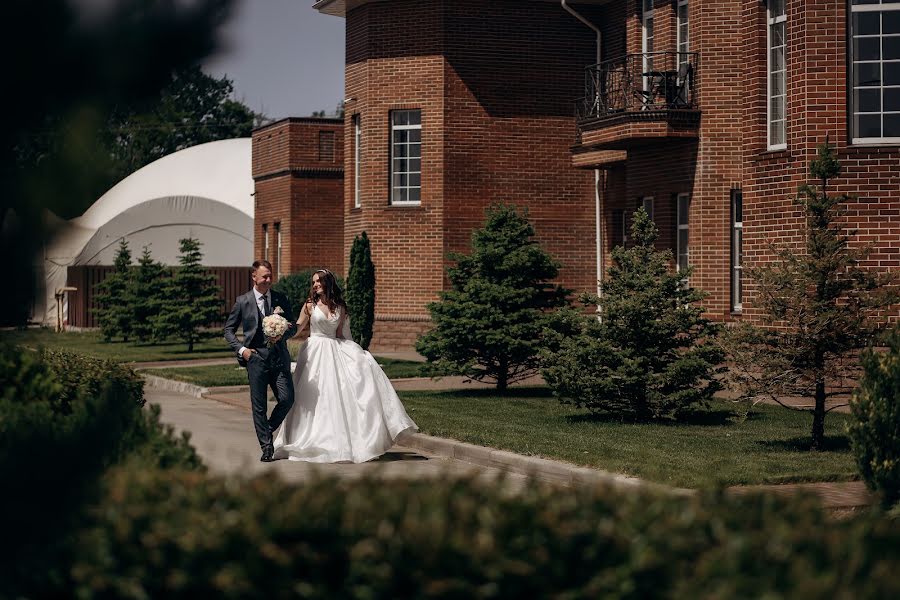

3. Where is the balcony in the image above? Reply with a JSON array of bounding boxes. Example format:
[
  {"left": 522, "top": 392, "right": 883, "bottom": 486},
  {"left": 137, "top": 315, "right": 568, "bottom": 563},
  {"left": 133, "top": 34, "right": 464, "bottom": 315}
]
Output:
[{"left": 574, "top": 52, "right": 700, "bottom": 152}]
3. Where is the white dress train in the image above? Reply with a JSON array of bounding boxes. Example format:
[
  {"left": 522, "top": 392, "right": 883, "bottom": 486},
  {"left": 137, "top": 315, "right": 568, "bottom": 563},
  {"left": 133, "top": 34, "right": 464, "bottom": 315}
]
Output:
[{"left": 272, "top": 305, "right": 418, "bottom": 463}]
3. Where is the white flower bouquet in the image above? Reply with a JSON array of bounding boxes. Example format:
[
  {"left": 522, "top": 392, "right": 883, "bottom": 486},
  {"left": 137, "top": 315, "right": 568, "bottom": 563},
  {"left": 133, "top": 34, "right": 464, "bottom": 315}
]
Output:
[{"left": 262, "top": 306, "right": 290, "bottom": 348}]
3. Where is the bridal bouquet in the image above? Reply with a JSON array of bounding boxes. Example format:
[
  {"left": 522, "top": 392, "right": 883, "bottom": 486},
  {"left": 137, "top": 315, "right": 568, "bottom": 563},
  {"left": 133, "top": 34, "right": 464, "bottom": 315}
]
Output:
[{"left": 262, "top": 306, "right": 290, "bottom": 348}]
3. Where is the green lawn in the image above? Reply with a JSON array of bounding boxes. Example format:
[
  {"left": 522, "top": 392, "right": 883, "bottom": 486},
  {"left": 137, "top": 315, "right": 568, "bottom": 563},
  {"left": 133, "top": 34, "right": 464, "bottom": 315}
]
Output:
[
  {"left": 3, "top": 328, "right": 233, "bottom": 363},
  {"left": 144, "top": 357, "right": 426, "bottom": 387},
  {"left": 398, "top": 388, "right": 857, "bottom": 489}
]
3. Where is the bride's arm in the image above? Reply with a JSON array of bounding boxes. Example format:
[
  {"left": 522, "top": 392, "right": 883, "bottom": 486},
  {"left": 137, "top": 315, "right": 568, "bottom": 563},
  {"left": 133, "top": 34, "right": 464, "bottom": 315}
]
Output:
[
  {"left": 337, "top": 308, "right": 351, "bottom": 340},
  {"left": 296, "top": 300, "right": 313, "bottom": 333}
]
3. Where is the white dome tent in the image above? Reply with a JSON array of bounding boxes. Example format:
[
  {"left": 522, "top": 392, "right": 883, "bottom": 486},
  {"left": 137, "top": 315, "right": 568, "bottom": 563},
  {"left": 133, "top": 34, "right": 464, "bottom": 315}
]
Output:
[{"left": 39, "top": 138, "right": 254, "bottom": 326}]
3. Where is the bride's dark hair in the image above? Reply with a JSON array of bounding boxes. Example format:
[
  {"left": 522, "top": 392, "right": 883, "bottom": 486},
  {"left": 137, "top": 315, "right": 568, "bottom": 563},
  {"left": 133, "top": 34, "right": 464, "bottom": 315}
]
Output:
[{"left": 307, "top": 269, "right": 347, "bottom": 314}]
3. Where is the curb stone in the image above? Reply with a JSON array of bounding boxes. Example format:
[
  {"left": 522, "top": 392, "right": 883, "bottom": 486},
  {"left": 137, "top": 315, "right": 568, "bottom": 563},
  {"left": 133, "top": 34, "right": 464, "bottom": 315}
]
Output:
[
  {"left": 141, "top": 374, "right": 208, "bottom": 398},
  {"left": 399, "top": 432, "right": 694, "bottom": 496}
]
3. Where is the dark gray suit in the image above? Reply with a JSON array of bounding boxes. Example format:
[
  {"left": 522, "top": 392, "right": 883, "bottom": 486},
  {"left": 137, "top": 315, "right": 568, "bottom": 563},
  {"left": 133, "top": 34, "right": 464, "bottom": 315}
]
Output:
[{"left": 223, "top": 289, "right": 298, "bottom": 452}]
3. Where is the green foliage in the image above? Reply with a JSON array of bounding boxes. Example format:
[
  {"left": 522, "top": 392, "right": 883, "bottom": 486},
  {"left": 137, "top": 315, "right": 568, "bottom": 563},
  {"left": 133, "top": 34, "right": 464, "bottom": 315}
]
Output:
[
  {"left": 542, "top": 208, "right": 723, "bottom": 420},
  {"left": 849, "top": 327, "right": 900, "bottom": 508},
  {"left": 106, "top": 66, "right": 262, "bottom": 189},
  {"left": 273, "top": 268, "right": 345, "bottom": 320},
  {"left": 127, "top": 245, "right": 170, "bottom": 342},
  {"left": 346, "top": 231, "right": 376, "bottom": 349},
  {"left": 417, "top": 204, "right": 569, "bottom": 390},
  {"left": 93, "top": 238, "right": 133, "bottom": 341},
  {"left": 153, "top": 238, "right": 222, "bottom": 351},
  {"left": 722, "top": 141, "right": 899, "bottom": 450},
  {"left": 0, "top": 348, "right": 202, "bottom": 596},
  {"left": 57, "top": 469, "right": 900, "bottom": 598},
  {"left": 3, "top": 0, "right": 236, "bottom": 326}
]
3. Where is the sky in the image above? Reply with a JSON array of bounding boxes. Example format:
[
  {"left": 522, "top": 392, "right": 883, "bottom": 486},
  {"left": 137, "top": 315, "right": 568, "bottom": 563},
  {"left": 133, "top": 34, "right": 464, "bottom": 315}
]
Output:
[{"left": 204, "top": 0, "right": 346, "bottom": 120}]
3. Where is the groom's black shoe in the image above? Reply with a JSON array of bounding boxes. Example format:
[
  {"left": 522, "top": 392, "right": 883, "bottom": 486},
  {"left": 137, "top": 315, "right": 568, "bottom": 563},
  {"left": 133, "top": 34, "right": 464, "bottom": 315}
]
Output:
[{"left": 260, "top": 447, "right": 275, "bottom": 462}]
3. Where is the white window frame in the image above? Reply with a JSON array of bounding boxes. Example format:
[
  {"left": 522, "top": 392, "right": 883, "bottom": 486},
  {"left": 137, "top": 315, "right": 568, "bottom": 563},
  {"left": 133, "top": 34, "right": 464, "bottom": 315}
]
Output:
[
  {"left": 389, "top": 110, "right": 422, "bottom": 205},
  {"left": 851, "top": 2, "right": 900, "bottom": 145},
  {"left": 274, "top": 222, "right": 282, "bottom": 279},
  {"left": 677, "top": 0, "right": 689, "bottom": 60},
  {"left": 642, "top": 0, "right": 655, "bottom": 92},
  {"left": 262, "top": 224, "right": 269, "bottom": 263},
  {"left": 676, "top": 193, "right": 690, "bottom": 273},
  {"left": 767, "top": 0, "right": 787, "bottom": 150},
  {"left": 731, "top": 190, "right": 743, "bottom": 312},
  {"left": 353, "top": 114, "right": 362, "bottom": 208},
  {"left": 642, "top": 196, "right": 654, "bottom": 221}
]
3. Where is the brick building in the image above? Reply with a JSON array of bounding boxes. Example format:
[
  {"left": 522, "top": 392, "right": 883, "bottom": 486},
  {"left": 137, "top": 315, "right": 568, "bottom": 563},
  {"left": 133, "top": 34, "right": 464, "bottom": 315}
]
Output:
[{"left": 257, "top": 0, "right": 899, "bottom": 350}]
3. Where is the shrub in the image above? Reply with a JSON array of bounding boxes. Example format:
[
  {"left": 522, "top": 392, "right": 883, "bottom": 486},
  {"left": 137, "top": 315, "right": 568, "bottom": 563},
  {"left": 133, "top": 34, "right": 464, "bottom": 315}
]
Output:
[
  {"left": 274, "top": 268, "right": 346, "bottom": 323},
  {"left": 63, "top": 469, "right": 900, "bottom": 599},
  {"left": 849, "top": 327, "right": 900, "bottom": 508},
  {"left": 346, "top": 231, "right": 376, "bottom": 349},
  {"left": 542, "top": 208, "right": 723, "bottom": 420},
  {"left": 93, "top": 237, "right": 133, "bottom": 342},
  {"left": 0, "top": 348, "right": 202, "bottom": 595}
]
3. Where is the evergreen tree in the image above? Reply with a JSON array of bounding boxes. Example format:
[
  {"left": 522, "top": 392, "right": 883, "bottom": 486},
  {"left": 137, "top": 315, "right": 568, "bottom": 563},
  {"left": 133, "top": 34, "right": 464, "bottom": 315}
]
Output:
[
  {"left": 346, "top": 232, "right": 376, "bottom": 350},
  {"left": 542, "top": 208, "right": 724, "bottom": 420},
  {"left": 127, "top": 246, "right": 168, "bottom": 343},
  {"left": 416, "top": 204, "right": 569, "bottom": 391},
  {"left": 93, "top": 238, "right": 132, "bottom": 342},
  {"left": 153, "top": 238, "right": 222, "bottom": 352},
  {"left": 723, "top": 141, "right": 898, "bottom": 450},
  {"left": 848, "top": 325, "right": 900, "bottom": 508}
]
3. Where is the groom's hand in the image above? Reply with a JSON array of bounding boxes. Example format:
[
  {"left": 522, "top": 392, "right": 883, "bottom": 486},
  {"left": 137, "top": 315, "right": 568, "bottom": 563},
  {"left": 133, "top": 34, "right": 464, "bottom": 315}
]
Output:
[{"left": 242, "top": 349, "right": 253, "bottom": 361}]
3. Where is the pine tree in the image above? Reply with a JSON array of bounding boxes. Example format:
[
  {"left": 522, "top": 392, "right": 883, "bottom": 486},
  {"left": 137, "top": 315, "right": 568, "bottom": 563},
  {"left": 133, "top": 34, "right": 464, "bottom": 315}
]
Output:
[
  {"left": 416, "top": 204, "right": 569, "bottom": 391},
  {"left": 93, "top": 238, "right": 132, "bottom": 342},
  {"left": 153, "top": 238, "right": 222, "bottom": 352},
  {"left": 346, "top": 232, "right": 376, "bottom": 350},
  {"left": 542, "top": 208, "right": 724, "bottom": 420},
  {"left": 723, "top": 141, "right": 898, "bottom": 450},
  {"left": 126, "top": 246, "right": 168, "bottom": 343}
]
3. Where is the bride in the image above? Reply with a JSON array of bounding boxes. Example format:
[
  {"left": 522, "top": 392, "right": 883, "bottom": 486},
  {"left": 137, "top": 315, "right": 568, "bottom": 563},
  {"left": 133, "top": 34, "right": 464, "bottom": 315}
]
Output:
[{"left": 272, "top": 269, "right": 418, "bottom": 463}]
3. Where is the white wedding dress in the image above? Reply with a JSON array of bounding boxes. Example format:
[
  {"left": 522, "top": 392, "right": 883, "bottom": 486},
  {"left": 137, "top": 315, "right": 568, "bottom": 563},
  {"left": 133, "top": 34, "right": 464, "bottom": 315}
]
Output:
[{"left": 272, "top": 305, "right": 418, "bottom": 463}]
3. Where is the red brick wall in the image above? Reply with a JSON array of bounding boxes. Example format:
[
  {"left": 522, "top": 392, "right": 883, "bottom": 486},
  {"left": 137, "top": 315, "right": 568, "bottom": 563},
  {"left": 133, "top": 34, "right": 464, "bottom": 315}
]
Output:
[
  {"left": 740, "top": 0, "right": 900, "bottom": 323},
  {"left": 342, "top": 0, "right": 599, "bottom": 350},
  {"left": 252, "top": 118, "right": 345, "bottom": 280}
]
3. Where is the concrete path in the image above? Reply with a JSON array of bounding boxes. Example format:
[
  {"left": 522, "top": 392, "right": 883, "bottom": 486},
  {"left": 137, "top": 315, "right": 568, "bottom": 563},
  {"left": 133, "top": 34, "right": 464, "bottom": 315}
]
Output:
[{"left": 147, "top": 387, "right": 527, "bottom": 487}]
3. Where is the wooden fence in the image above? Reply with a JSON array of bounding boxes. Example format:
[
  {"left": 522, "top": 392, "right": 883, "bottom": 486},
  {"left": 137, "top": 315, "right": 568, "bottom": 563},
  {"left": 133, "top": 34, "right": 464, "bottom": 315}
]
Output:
[{"left": 66, "top": 265, "right": 252, "bottom": 328}]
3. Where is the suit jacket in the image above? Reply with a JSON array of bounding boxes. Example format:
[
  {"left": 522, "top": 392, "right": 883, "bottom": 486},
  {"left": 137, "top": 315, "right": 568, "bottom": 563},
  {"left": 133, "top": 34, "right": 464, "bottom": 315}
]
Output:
[{"left": 223, "top": 289, "right": 298, "bottom": 369}]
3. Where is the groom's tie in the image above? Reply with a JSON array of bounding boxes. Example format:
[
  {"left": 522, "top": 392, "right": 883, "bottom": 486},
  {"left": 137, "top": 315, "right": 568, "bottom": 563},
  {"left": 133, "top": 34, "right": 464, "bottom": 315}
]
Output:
[{"left": 263, "top": 294, "right": 271, "bottom": 316}]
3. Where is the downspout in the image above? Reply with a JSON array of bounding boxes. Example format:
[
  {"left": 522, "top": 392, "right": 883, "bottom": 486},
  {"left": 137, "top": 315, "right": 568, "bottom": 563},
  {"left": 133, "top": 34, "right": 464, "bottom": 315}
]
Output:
[{"left": 561, "top": 1, "right": 605, "bottom": 307}]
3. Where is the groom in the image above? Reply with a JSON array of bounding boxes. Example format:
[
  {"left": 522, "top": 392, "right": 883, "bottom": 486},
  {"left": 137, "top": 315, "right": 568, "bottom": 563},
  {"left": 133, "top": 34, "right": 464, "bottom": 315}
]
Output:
[{"left": 224, "top": 260, "right": 298, "bottom": 462}]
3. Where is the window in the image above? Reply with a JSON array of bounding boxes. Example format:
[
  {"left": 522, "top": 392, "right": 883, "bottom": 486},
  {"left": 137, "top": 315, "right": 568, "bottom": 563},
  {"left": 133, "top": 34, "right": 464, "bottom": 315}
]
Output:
[
  {"left": 676, "top": 193, "right": 690, "bottom": 273},
  {"left": 731, "top": 190, "right": 743, "bottom": 312},
  {"left": 677, "top": 0, "right": 689, "bottom": 62},
  {"left": 390, "top": 110, "right": 422, "bottom": 204},
  {"left": 613, "top": 209, "right": 628, "bottom": 246},
  {"left": 262, "top": 224, "right": 269, "bottom": 263},
  {"left": 851, "top": 1, "right": 900, "bottom": 143},
  {"left": 319, "top": 131, "right": 335, "bottom": 161},
  {"left": 353, "top": 115, "right": 362, "bottom": 208},
  {"left": 767, "top": 0, "right": 787, "bottom": 149},
  {"left": 642, "top": 196, "right": 654, "bottom": 221},
  {"left": 274, "top": 222, "right": 282, "bottom": 279},
  {"left": 642, "top": 0, "right": 655, "bottom": 89}
]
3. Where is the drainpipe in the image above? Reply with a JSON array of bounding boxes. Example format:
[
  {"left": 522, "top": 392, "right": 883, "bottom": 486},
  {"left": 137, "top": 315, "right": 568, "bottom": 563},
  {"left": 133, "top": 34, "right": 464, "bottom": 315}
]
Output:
[{"left": 561, "top": 0, "right": 604, "bottom": 307}]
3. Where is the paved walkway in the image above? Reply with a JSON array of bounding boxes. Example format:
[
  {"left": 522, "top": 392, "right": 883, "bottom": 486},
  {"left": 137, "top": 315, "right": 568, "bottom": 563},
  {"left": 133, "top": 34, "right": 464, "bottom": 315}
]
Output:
[{"left": 148, "top": 388, "right": 527, "bottom": 488}]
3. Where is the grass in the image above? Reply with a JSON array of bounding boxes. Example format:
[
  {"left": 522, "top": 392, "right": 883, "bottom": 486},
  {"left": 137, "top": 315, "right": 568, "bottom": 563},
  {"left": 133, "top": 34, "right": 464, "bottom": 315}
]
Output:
[
  {"left": 3, "top": 328, "right": 233, "bottom": 363},
  {"left": 144, "top": 357, "right": 426, "bottom": 387},
  {"left": 398, "top": 387, "right": 857, "bottom": 489}
]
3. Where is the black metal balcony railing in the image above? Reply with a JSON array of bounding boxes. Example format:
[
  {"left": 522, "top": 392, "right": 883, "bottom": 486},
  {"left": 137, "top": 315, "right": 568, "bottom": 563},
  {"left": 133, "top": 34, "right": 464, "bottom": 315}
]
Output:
[{"left": 576, "top": 52, "right": 699, "bottom": 122}]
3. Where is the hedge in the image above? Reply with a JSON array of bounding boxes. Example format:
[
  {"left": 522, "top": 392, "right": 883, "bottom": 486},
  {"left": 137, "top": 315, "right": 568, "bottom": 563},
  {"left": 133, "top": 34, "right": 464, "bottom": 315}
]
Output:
[{"left": 65, "top": 469, "right": 900, "bottom": 599}]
